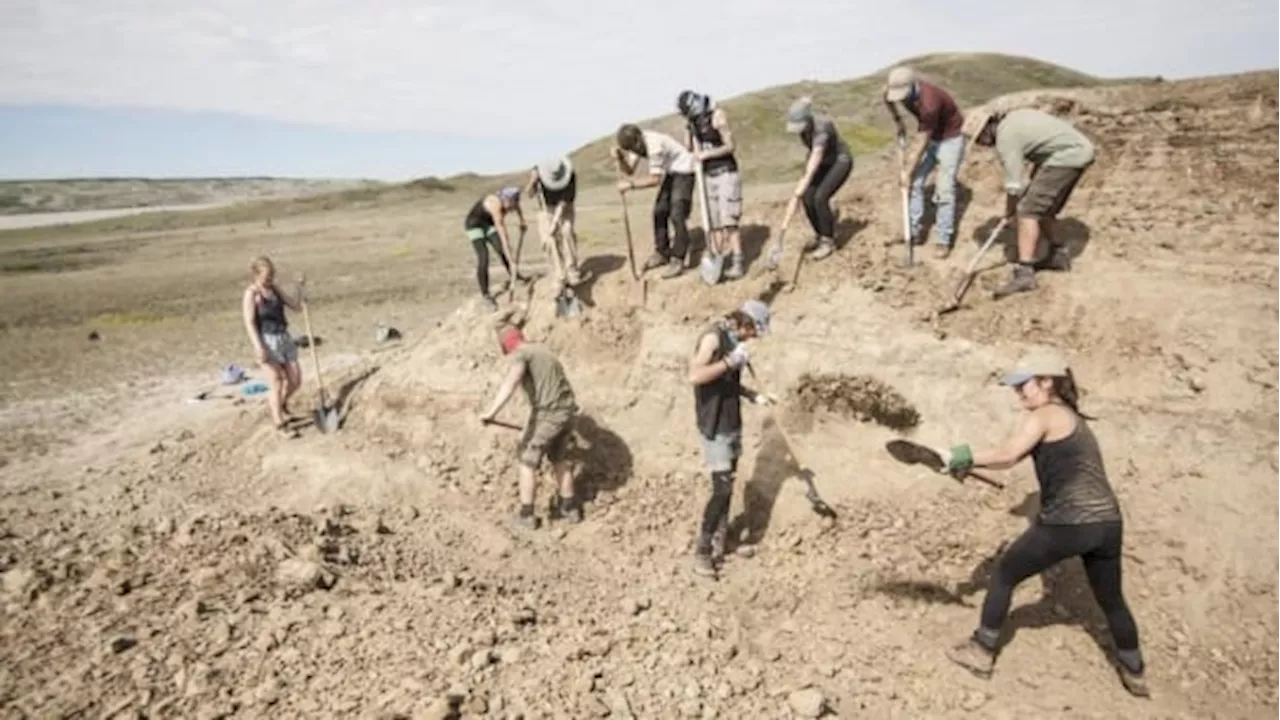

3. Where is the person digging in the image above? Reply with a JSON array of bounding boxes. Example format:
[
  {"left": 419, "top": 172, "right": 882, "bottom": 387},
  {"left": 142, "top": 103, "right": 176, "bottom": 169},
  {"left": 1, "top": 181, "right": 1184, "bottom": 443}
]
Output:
[
  {"left": 962, "top": 101, "right": 1095, "bottom": 298},
  {"left": 463, "top": 185, "right": 529, "bottom": 311},
  {"left": 480, "top": 323, "right": 582, "bottom": 529},
  {"left": 783, "top": 96, "right": 853, "bottom": 261},
  {"left": 883, "top": 65, "right": 966, "bottom": 259},
  {"left": 525, "top": 156, "right": 589, "bottom": 299},
  {"left": 613, "top": 123, "right": 697, "bottom": 280},
  {"left": 686, "top": 299, "right": 776, "bottom": 577},
  {"left": 677, "top": 90, "right": 746, "bottom": 280},
  {"left": 931, "top": 348, "right": 1149, "bottom": 698}
]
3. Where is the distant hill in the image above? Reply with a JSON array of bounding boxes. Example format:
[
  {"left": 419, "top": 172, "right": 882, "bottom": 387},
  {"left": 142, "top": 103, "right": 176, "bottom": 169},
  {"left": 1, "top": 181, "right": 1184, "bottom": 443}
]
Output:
[
  {"left": 0, "top": 177, "right": 384, "bottom": 216},
  {"left": 560, "top": 52, "right": 1121, "bottom": 187}
]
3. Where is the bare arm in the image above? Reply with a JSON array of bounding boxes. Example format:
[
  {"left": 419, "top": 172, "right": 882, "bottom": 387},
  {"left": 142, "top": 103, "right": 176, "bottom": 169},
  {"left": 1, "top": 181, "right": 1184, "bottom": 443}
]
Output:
[
  {"left": 274, "top": 282, "right": 302, "bottom": 312},
  {"left": 613, "top": 146, "right": 638, "bottom": 176},
  {"left": 971, "top": 411, "right": 1048, "bottom": 470},
  {"left": 481, "top": 359, "right": 526, "bottom": 420},
  {"left": 484, "top": 195, "right": 516, "bottom": 266},
  {"left": 793, "top": 145, "right": 824, "bottom": 198},
  {"left": 688, "top": 333, "right": 733, "bottom": 386},
  {"left": 523, "top": 169, "right": 539, "bottom": 200},
  {"left": 884, "top": 94, "right": 906, "bottom": 137},
  {"left": 241, "top": 288, "right": 264, "bottom": 352},
  {"left": 626, "top": 172, "right": 663, "bottom": 191},
  {"left": 697, "top": 108, "right": 735, "bottom": 161}
]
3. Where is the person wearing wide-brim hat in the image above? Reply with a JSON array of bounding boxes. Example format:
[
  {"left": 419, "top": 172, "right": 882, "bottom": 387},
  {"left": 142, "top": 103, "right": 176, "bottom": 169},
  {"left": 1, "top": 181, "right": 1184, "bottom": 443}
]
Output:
[
  {"left": 932, "top": 348, "right": 1148, "bottom": 698},
  {"left": 525, "top": 156, "right": 586, "bottom": 291}
]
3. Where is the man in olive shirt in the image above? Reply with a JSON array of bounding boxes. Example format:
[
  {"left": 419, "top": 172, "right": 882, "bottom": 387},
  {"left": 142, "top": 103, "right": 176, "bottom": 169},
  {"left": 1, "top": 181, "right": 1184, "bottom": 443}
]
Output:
[
  {"left": 964, "top": 103, "right": 1095, "bottom": 298},
  {"left": 480, "top": 323, "right": 582, "bottom": 528},
  {"left": 884, "top": 66, "right": 966, "bottom": 258}
]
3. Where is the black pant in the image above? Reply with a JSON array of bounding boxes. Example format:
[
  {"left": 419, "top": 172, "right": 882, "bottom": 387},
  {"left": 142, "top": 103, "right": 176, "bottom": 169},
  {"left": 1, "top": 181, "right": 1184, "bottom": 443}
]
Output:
[
  {"left": 978, "top": 520, "right": 1141, "bottom": 656},
  {"left": 470, "top": 232, "right": 511, "bottom": 297},
  {"left": 653, "top": 173, "right": 695, "bottom": 262},
  {"left": 802, "top": 154, "right": 852, "bottom": 239}
]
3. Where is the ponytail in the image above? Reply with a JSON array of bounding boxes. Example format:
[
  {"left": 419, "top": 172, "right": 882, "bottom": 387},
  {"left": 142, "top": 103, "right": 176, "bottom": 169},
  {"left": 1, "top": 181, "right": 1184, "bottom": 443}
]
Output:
[{"left": 1052, "top": 370, "right": 1096, "bottom": 420}]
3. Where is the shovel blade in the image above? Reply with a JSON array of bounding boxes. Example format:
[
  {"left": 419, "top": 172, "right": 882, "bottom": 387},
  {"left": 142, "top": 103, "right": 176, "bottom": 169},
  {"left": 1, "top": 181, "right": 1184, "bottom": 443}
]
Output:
[
  {"left": 698, "top": 253, "right": 724, "bottom": 285},
  {"left": 555, "top": 291, "right": 583, "bottom": 318},
  {"left": 314, "top": 406, "right": 340, "bottom": 433}
]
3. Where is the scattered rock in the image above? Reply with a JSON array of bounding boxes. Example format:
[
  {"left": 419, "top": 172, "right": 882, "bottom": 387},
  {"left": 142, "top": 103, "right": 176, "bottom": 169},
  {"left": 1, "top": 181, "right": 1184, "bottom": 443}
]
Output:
[
  {"left": 961, "top": 690, "right": 989, "bottom": 711},
  {"left": 109, "top": 635, "right": 137, "bottom": 654},
  {"left": 787, "top": 687, "right": 826, "bottom": 718},
  {"left": 275, "top": 558, "right": 334, "bottom": 593}
]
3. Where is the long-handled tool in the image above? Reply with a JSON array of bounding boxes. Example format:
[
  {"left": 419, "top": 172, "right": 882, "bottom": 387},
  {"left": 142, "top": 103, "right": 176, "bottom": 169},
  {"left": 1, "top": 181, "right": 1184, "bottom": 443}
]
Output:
[
  {"left": 482, "top": 418, "right": 523, "bottom": 432},
  {"left": 692, "top": 137, "right": 723, "bottom": 286},
  {"left": 299, "top": 282, "right": 340, "bottom": 433},
  {"left": 897, "top": 137, "right": 914, "bottom": 268},
  {"left": 618, "top": 189, "right": 647, "bottom": 306},
  {"left": 938, "top": 218, "right": 1009, "bottom": 315},
  {"left": 745, "top": 363, "right": 837, "bottom": 519},
  {"left": 505, "top": 225, "right": 527, "bottom": 303},
  {"left": 884, "top": 439, "right": 1005, "bottom": 489},
  {"left": 535, "top": 192, "right": 583, "bottom": 318},
  {"left": 762, "top": 196, "right": 798, "bottom": 272}
]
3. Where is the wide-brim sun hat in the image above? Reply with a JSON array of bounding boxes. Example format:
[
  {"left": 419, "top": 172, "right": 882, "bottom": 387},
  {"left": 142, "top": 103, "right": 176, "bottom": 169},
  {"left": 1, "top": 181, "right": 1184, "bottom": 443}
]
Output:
[
  {"left": 536, "top": 156, "right": 573, "bottom": 192},
  {"left": 1000, "top": 348, "right": 1070, "bottom": 386}
]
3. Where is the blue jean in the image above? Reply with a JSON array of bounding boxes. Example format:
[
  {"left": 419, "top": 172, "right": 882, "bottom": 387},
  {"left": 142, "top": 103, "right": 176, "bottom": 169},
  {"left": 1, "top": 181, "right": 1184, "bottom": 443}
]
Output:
[{"left": 910, "top": 134, "right": 966, "bottom": 247}]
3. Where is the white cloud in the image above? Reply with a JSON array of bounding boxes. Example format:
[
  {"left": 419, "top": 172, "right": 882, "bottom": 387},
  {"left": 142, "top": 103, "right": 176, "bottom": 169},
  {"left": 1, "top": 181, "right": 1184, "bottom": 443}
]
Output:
[{"left": 2, "top": 0, "right": 1276, "bottom": 143}]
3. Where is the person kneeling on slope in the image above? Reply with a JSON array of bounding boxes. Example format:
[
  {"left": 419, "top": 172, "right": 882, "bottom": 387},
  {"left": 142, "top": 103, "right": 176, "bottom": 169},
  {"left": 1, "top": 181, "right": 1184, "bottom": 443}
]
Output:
[
  {"left": 480, "top": 322, "right": 582, "bottom": 529},
  {"left": 934, "top": 348, "right": 1149, "bottom": 698},
  {"left": 687, "top": 299, "right": 776, "bottom": 578}
]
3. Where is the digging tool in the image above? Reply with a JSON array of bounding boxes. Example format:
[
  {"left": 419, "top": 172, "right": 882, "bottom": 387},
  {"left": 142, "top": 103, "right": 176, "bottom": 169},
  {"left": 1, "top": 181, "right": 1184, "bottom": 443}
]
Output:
[
  {"left": 691, "top": 137, "right": 724, "bottom": 285},
  {"left": 884, "top": 439, "right": 1005, "bottom": 489},
  {"left": 762, "top": 196, "right": 799, "bottom": 272},
  {"left": 618, "top": 189, "right": 647, "bottom": 306},
  {"left": 897, "top": 137, "right": 914, "bottom": 268},
  {"left": 745, "top": 363, "right": 837, "bottom": 519},
  {"left": 938, "top": 218, "right": 1009, "bottom": 315},
  {"left": 535, "top": 193, "right": 584, "bottom": 318},
  {"left": 505, "top": 225, "right": 528, "bottom": 303},
  {"left": 482, "top": 418, "right": 523, "bottom": 432},
  {"left": 299, "top": 281, "right": 340, "bottom": 433}
]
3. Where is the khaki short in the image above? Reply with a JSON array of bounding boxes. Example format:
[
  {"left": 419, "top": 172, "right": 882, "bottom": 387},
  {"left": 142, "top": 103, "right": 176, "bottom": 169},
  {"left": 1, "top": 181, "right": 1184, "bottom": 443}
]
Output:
[
  {"left": 1018, "top": 165, "right": 1088, "bottom": 219},
  {"left": 704, "top": 170, "right": 743, "bottom": 230},
  {"left": 518, "top": 410, "right": 575, "bottom": 468},
  {"left": 262, "top": 331, "right": 298, "bottom": 366}
]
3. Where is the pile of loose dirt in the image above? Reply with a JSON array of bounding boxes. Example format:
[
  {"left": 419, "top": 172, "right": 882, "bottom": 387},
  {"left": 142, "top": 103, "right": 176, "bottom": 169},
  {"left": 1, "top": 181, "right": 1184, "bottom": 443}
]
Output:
[{"left": 791, "top": 372, "right": 921, "bottom": 431}]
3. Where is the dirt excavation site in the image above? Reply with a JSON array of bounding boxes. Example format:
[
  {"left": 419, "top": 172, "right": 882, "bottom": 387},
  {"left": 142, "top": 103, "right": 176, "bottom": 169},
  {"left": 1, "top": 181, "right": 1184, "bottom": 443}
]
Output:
[{"left": 1, "top": 73, "right": 1277, "bottom": 719}]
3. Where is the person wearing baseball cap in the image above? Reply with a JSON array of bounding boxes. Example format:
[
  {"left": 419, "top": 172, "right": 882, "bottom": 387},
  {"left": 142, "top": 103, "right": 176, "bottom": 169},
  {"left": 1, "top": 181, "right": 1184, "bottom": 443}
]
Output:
[
  {"left": 525, "top": 156, "right": 587, "bottom": 292},
  {"left": 463, "top": 185, "right": 529, "bottom": 310},
  {"left": 677, "top": 90, "right": 747, "bottom": 280},
  {"left": 480, "top": 320, "right": 582, "bottom": 529},
  {"left": 883, "top": 66, "right": 967, "bottom": 258},
  {"left": 686, "top": 298, "right": 775, "bottom": 578},
  {"left": 962, "top": 99, "right": 1096, "bottom": 298},
  {"left": 931, "top": 347, "right": 1148, "bottom": 697},
  {"left": 783, "top": 97, "right": 853, "bottom": 261}
]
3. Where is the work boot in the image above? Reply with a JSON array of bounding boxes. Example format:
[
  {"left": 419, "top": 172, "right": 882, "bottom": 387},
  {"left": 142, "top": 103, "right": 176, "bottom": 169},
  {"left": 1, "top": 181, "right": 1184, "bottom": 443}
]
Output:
[
  {"left": 512, "top": 512, "right": 540, "bottom": 531},
  {"left": 934, "top": 243, "right": 952, "bottom": 259},
  {"left": 809, "top": 237, "right": 835, "bottom": 260},
  {"left": 661, "top": 257, "right": 684, "bottom": 280},
  {"left": 802, "top": 235, "right": 821, "bottom": 252},
  {"left": 1034, "top": 244, "right": 1072, "bottom": 272},
  {"left": 643, "top": 252, "right": 666, "bottom": 272},
  {"left": 1117, "top": 664, "right": 1150, "bottom": 698},
  {"left": 481, "top": 294, "right": 498, "bottom": 312},
  {"left": 558, "top": 497, "right": 583, "bottom": 524},
  {"left": 992, "top": 264, "right": 1037, "bottom": 299},
  {"left": 692, "top": 551, "right": 717, "bottom": 578},
  {"left": 945, "top": 637, "right": 996, "bottom": 679},
  {"left": 724, "top": 252, "right": 745, "bottom": 280}
]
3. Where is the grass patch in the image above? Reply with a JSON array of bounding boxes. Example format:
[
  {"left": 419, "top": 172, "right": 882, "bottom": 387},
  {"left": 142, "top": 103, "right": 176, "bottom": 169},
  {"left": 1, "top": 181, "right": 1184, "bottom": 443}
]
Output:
[{"left": 91, "top": 310, "right": 170, "bottom": 327}]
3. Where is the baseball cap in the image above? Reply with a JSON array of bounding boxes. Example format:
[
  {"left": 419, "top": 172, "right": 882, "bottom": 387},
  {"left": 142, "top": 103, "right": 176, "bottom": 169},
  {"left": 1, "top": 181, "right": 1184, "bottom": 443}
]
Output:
[
  {"left": 498, "top": 327, "right": 525, "bottom": 354},
  {"left": 1000, "top": 348, "right": 1069, "bottom": 386},
  {"left": 884, "top": 66, "right": 916, "bottom": 102},
  {"left": 498, "top": 186, "right": 521, "bottom": 203},
  {"left": 740, "top": 299, "right": 771, "bottom": 335},
  {"left": 785, "top": 97, "right": 814, "bottom": 133}
]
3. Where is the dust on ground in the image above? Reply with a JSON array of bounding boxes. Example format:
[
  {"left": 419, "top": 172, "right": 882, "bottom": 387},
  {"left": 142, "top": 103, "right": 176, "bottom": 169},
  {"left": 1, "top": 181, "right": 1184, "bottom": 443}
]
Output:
[{"left": 792, "top": 372, "right": 922, "bottom": 431}]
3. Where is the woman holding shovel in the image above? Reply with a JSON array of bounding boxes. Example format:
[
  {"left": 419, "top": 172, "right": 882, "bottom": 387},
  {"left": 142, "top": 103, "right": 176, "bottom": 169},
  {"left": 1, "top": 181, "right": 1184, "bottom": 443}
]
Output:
[
  {"left": 933, "top": 348, "right": 1148, "bottom": 697},
  {"left": 241, "top": 256, "right": 304, "bottom": 438},
  {"left": 464, "top": 186, "right": 528, "bottom": 311}
]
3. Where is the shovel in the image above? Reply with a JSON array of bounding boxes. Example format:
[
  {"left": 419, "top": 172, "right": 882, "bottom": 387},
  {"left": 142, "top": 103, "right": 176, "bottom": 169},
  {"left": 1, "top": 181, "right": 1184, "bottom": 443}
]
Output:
[
  {"left": 938, "top": 218, "right": 1009, "bottom": 315},
  {"left": 745, "top": 363, "right": 837, "bottom": 519},
  {"left": 762, "top": 196, "right": 798, "bottom": 272},
  {"left": 299, "top": 284, "right": 340, "bottom": 433},
  {"left": 692, "top": 137, "right": 723, "bottom": 285},
  {"left": 482, "top": 418, "right": 523, "bottom": 432},
  {"left": 505, "top": 225, "right": 527, "bottom": 303},
  {"left": 884, "top": 439, "right": 1005, "bottom": 489},
  {"left": 618, "top": 189, "right": 647, "bottom": 306},
  {"left": 896, "top": 137, "right": 914, "bottom": 268},
  {"left": 534, "top": 192, "right": 584, "bottom": 318}
]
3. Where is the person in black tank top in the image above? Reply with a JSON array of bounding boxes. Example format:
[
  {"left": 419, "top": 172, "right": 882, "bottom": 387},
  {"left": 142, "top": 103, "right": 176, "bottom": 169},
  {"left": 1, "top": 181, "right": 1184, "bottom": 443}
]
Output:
[
  {"left": 678, "top": 91, "right": 746, "bottom": 279},
  {"left": 464, "top": 187, "right": 528, "bottom": 310},
  {"left": 932, "top": 349, "right": 1148, "bottom": 697},
  {"left": 685, "top": 300, "right": 774, "bottom": 579},
  {"left": 241, "top": 256, "right": 305, "bottom": 438}
]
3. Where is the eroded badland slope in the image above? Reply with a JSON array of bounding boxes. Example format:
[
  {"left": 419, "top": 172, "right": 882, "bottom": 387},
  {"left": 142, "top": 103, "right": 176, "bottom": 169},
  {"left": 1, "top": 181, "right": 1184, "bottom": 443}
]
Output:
[{"left": 0, "top": 71, "right": 1276, "bottom": 719}]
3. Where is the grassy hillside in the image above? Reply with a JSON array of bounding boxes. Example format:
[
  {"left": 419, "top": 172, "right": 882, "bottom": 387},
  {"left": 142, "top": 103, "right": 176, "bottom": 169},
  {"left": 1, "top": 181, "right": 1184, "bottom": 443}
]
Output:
[{"left": 566, "top": 52, "right": 1110, "bottom": 186}]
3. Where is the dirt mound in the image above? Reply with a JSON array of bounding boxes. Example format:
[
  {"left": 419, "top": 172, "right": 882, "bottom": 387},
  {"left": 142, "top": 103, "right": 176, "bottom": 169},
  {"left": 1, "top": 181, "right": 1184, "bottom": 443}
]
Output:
[{"left": 792, "top": 372, "right": 921, "bottom": 431}]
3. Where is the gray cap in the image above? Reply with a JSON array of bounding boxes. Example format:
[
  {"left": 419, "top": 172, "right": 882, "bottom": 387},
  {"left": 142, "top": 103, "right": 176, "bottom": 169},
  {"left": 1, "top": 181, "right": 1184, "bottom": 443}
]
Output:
[
  {"left": 740, "top": 299, "right": 770, "bottom": 335},
  {"left": 785, "top": 97, "right": 814, "bottom": 133}
]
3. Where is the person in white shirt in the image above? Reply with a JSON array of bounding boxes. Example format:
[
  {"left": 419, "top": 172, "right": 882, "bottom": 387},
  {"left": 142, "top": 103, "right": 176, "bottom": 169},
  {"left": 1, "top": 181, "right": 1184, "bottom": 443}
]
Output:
[{"left": 613, "top": 123, "right": 696, "bottom": 280}]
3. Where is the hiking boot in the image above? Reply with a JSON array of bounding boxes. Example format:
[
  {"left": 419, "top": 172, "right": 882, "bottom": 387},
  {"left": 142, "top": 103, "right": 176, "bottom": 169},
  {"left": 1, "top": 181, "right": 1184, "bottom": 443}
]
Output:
[
  {"left": 945, "top": 638, "right": 996, "bottom": 679},
  {"left": 724, "top": 252, "right": 745, "bottom": 280},
  {"left": 512, "top": 512, "right": 540, "bottom": 531},
  {"left": 808, "top": 237, "right": 835, "bottom": 260},
  {"left": 1034, "top": 244, "right": 1072, "bottom": 272},
  {"left": 802, "top": 235, "right": 821, "bottom": 252},
  {"left": 558, "top": 498, "right": 583, "bottom": 524},
  {"left": 1118, "top": 664, "right": 1150, "bottom": 698},
  {"left": 642, "top": 252, "right": 666, "bottom": 272},
  {"left": 692, "top": 552, "right": 717, "bottom": 578},
  {"left": 934, "top": 244, "right": 952, "bottom": 259},
  {"left": 992, "top": 264, "right": 1037, "bottom": 299},
  {"left": 661, "top": 257, "right": 684, "bottom": 279},
  {"left": 481, "top": 294, "right": 498, "bottom": 312}
]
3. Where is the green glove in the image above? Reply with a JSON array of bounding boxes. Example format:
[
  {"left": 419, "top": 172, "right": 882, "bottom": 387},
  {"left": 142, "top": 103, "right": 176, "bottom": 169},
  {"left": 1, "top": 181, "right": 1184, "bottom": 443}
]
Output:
[{"left": 946, "top": 444, "right": 974, "bottom": 475}]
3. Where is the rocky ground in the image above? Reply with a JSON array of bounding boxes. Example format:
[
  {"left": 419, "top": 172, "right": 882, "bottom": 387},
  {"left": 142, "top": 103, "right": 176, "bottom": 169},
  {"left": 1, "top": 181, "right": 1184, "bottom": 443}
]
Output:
[{"left": 0, "top": 71, "right": 1276, "bottom": 719}]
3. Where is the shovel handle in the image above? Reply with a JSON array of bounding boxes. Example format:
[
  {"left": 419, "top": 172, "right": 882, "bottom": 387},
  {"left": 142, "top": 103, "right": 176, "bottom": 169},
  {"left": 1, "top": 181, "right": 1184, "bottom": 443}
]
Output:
[
  {"left": 299, "top": 293, "right": 328, "bottom": 407},
  {"left": 483, "top": 418, "right": 523, "bottom": 432}
]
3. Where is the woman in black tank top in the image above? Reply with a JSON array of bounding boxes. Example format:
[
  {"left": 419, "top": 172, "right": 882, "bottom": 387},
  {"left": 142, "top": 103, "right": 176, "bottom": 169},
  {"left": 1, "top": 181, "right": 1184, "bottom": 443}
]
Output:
[
  {"left": 933, "top": 350, "right": 1148, "bottom": 697},
  {"left": 241, "top": 256, "right": 304, "bottom": 438}
]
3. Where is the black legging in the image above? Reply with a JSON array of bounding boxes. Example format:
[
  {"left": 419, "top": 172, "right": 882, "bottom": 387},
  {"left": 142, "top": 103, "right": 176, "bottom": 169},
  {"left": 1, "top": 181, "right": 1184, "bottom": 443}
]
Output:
[
  {"left": 977, "top": 520, "right": 1142, "bottom": 668},
  {"left": 698, "top": 469, "right": 734, "bottom": 551},
  {"left": 653, "top": 173, "right": 695, "bottom": 262},
  {"left": 471, "top": 232, "right": 511, "bottom": 297},
  {"left": 802, "top": 154, "right": 852, "bottom": 239}
]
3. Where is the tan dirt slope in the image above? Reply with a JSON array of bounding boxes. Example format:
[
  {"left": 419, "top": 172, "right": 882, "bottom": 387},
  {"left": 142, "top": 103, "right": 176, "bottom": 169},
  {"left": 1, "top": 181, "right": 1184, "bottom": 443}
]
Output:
[{"left": 0, "top": 72, "right": 1276, "bottom": 719}]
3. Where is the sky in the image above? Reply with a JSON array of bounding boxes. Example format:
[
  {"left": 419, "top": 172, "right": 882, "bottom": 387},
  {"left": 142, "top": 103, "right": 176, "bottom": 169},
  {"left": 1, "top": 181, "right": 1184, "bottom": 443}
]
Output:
[{"left": 1, "top": 0, "right": 1276, "bottom": 180}]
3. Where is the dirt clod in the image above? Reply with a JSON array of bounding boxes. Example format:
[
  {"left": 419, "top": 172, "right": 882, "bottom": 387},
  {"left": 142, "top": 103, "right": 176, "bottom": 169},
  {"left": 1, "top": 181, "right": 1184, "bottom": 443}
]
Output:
[{"left": 792, "top": 372, "right": 921, "bottom": 430}]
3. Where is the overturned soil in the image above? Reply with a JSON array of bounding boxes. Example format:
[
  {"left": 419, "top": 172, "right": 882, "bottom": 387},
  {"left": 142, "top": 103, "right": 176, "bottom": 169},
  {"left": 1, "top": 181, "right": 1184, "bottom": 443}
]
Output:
[{"left": 0, "top": 70, "right": 1276, "bottom": 719}]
